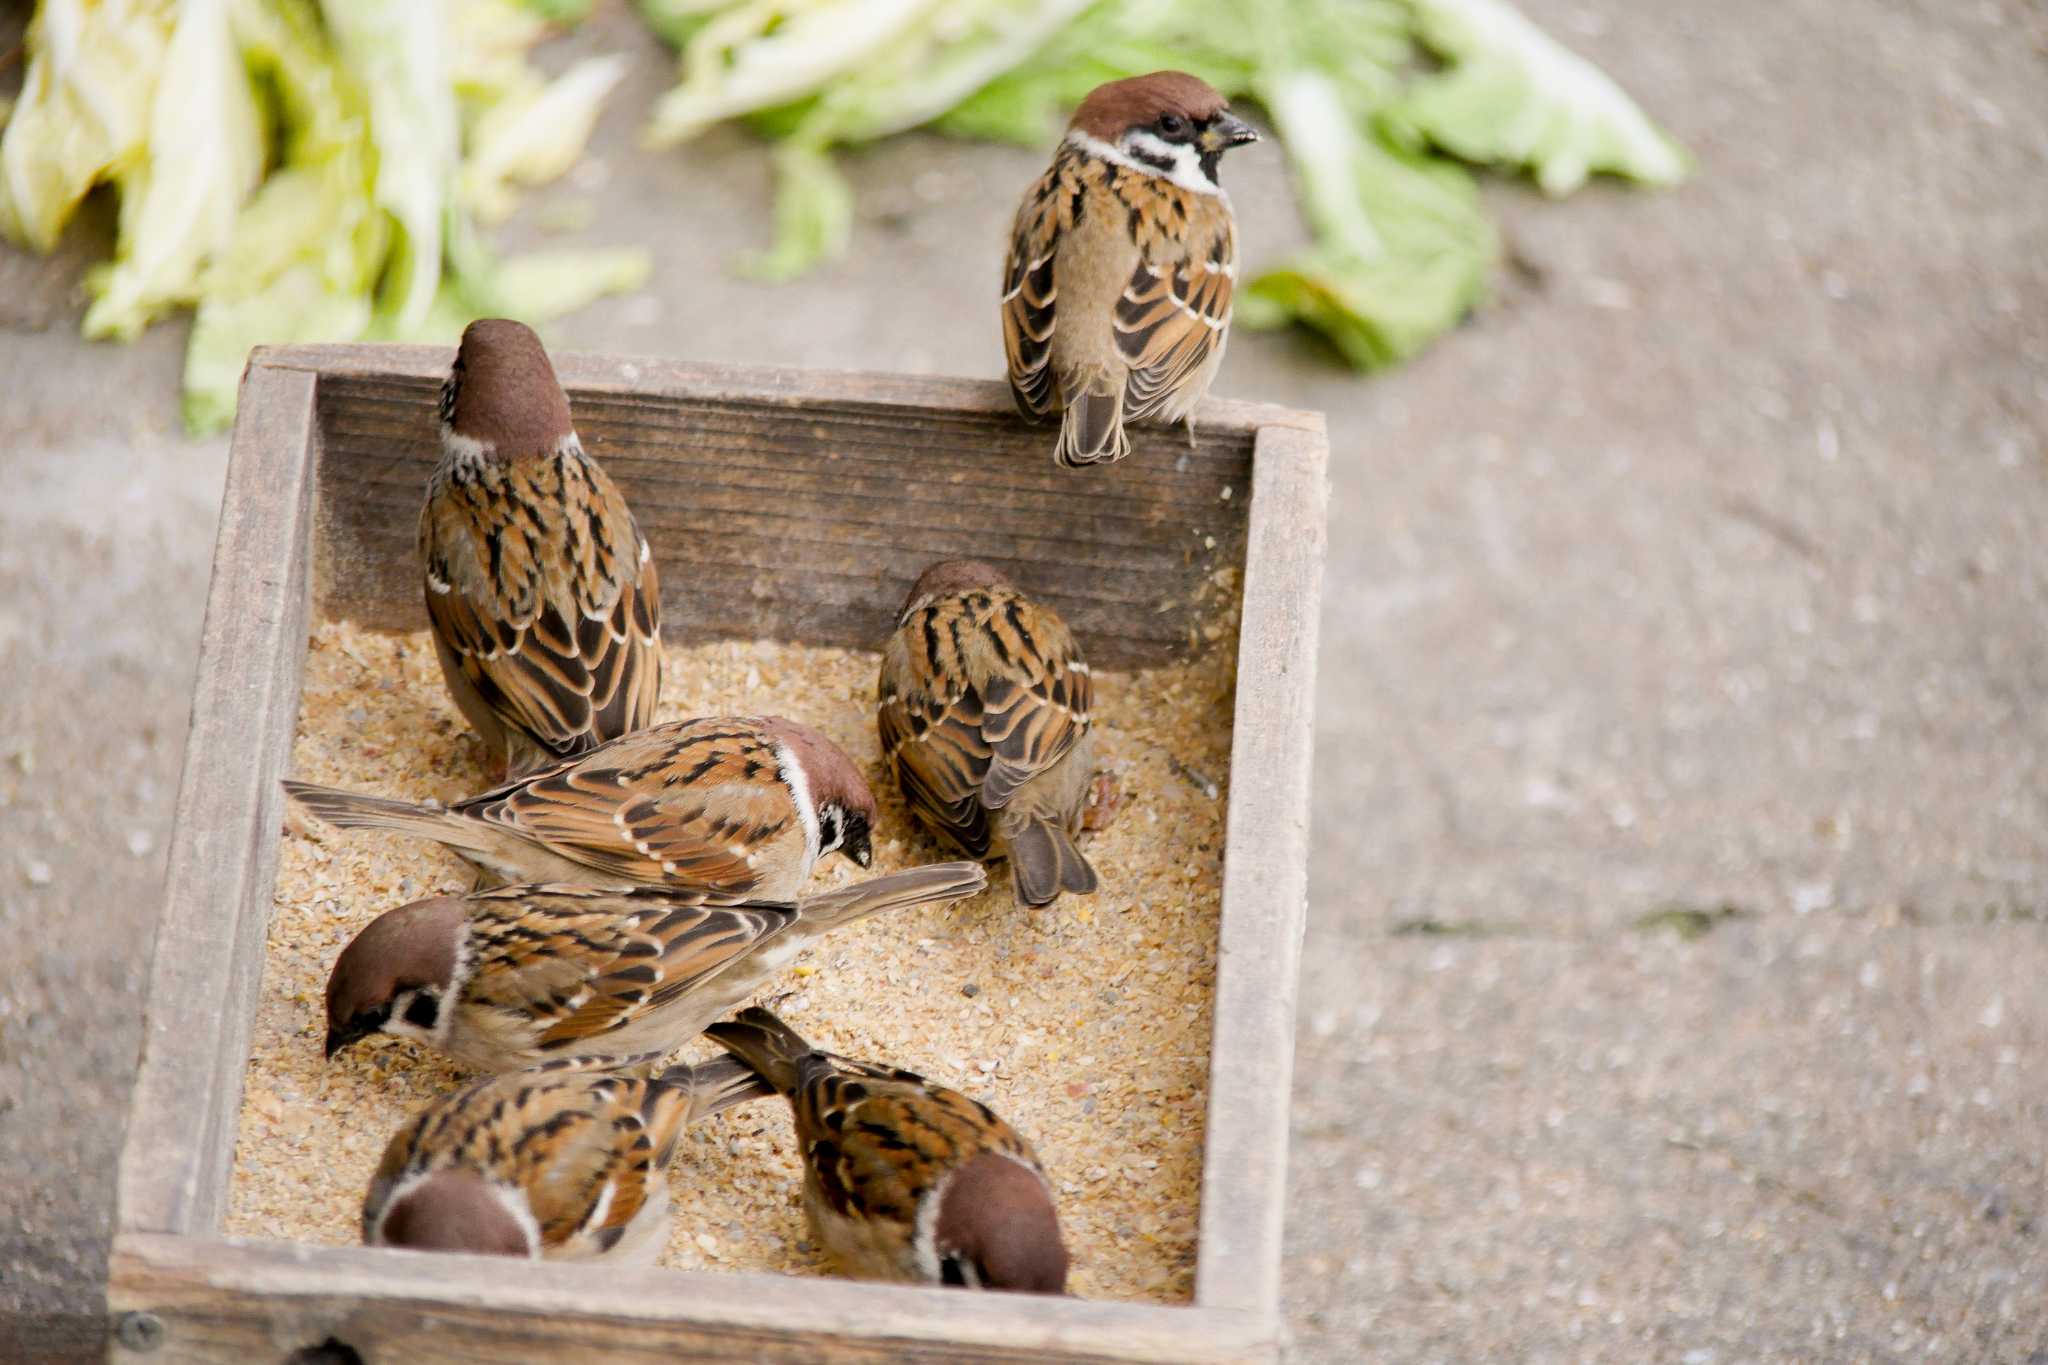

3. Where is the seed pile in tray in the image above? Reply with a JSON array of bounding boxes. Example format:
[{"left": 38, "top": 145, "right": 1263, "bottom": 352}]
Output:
[{"left": 227, "top": 593, "right": 1238, "bottom": 1304}]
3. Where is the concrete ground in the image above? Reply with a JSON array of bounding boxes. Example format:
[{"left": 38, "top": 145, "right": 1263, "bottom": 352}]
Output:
[{"left": 3, "top": 0, "right": 2045, "bottom": 1359}]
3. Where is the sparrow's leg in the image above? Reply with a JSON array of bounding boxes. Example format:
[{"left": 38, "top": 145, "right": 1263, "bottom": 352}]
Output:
[{"left": 1182, "top": 413, "right": 1198, "bottom": 448}]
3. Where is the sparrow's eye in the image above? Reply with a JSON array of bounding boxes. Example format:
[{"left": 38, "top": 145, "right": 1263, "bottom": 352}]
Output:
[{"left": 1157, "top": 113, "right": 1190, "bottom": 139}]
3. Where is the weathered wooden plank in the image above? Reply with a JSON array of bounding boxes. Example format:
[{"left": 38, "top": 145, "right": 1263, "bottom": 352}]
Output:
[
  {"left": 249, "top": 342, "right": 1305, "bottom": 434},
  {"left": 114, "top": 362, "right": 319, "bottom": 1238},
  {"left": 108, "top": 1233, "right": 1275, "bottom": 1364},
  {"left": 293, "top": 352, "right": 1257, "bottom": 668},
  {"left": 1191, "top": 417, "right": 1328, "bottom": 1320}
]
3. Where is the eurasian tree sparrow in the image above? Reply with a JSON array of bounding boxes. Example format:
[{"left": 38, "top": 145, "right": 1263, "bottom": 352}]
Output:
[
  {"left": 705, "top": 1007, "right": 1068, "bottom": 1293},
  {"left": 324, "top": 862, "right": 988, "bottom": 1070},
  {"left": 878, "top": 560, "right": 1098, "bottom": 908},
  {"left": 424, "top": 318, "right": 661, "bottom": 778},
  {"left": 285, "top": 714, "right": 876, "bottom": 898},
  {"left": 1003, "top": 71, "right": 1258, "bottom": 466}
]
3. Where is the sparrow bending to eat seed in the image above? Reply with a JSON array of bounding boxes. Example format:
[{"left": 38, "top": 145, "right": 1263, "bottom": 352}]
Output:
[
  {"left": 1002, "top": 71, "right": 1259, "bottom": 466},
  {"left": 324, "top": 861, "right": 988, "bottom": 1071},
  {"left": 705, "top": 1008, "right": 1068, "bottom": 1293},
  {"left": 362, "top": 1053, "right": 767, "bottom": 1260},
  {"left": 424, "top": 318, "right": 662, "bottom": 780},
  {"left": 284, "top": 715, "right": 876, "bottom": 899},
  {"left": 878, "top": 560, "right": 1098, "bottom": 909}
]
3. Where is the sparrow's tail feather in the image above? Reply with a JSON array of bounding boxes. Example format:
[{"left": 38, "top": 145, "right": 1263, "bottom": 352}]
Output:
[
  {"left": 1058, "top": 383, "right": 1129, "bottom": 467},
  {"left": 702, "top": 1007, "right": 814, "bottom": 1097},
  {"left": 1006, "top": 817, "right": 1098, "bottom": 909},
  {"left": 662, "top": 1053, "right": 776, "bottom": 1123},
  {"left": 796, "top": 861, "right": 988, "bottom": 929},
  {"left": 282, "top": 781, "right": 496, "bottom": 854}
]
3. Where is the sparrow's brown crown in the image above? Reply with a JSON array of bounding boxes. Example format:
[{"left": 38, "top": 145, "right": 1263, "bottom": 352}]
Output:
[
  {"left": 377, "top": 1170, "right": 532, "bottom": 1257},
  {"left": 934, "top": 1151, "right": 1069, "bottom": 1294},
  {"left": 440, "top": 317, "right": 575, "bottom": 454},
  {"left": 1068, "top": 71, "right": 1232, "bottom": 142},
  {"left": 900, "top": 558, "right": 1013, "bottom": 617}
]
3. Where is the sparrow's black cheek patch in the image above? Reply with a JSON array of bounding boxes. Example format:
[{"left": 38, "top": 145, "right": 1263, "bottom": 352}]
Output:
[{"left": 403, "top": 994, "right": 440, "bottom": 1030}]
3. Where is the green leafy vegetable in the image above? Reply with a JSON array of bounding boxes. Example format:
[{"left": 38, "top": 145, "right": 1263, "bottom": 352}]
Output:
[
  {"left": 81, "top": 0, "right": 265, "bottom": 341},
  {"left": 318, "top": 0, "right": 460, "bottom": 333},
  {"left": 514, "top": 0, "right": 595, "bottom": 23},
  {"left": 1388, "top": 0, "right": 1690, "bottom": 195},
  {"left": 1237, "top": 67, "right": 1495, "bottom": 368},
  {"left": 646, "top": 0, "right": 935, "bottom": 146},
  {"left": 0, "top": 0, "right": 177, "bottom": 253},
  {"left": 462, "top": 54, "right": 629, "bottom": 223},
  {"left": 0, "top": 0, "right": 646, "bottom": 431},
  {"left": 636, "top": 0, "right": 727, "bottom": 50}
]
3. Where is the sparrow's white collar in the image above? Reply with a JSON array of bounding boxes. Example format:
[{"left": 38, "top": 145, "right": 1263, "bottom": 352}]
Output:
[
  {"left": 439, "top": 426, "right": 492, "bottom": 471},
  {"left": 1066, "top": 130, "right": 1224, "bottom": 198},
  {"left": 775, "top": 740, "right": 823, "bottom": 870}
]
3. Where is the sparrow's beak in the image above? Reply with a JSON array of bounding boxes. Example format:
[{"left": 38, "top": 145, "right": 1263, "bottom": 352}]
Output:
[
  {"left": 1201, "top": 112, "right": 1259, "bottom": 152},
  {"left": 325, "top": 1021, "right": 370, "bottom": 1061}
]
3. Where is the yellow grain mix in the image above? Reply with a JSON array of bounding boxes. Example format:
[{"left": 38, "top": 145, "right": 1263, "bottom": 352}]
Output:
[{"left": 227, "top": 609, "right": 1235, "bottom": 1305}]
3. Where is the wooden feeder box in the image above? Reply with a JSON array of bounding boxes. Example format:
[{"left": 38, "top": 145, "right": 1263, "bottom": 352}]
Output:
[{"left": 108, "top": 345, "right": 1327, "bottom": 1363}]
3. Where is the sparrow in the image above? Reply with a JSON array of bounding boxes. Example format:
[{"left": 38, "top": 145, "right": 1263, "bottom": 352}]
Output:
[
  {"left": 324, "top": 861, "right": 988, "bottom": 1071},
  {"left": 704, "top": 1008, "right": 1067, "bottom": 1293},
  {"left": 878, "top": 560, "right": 1098, "bottom": 909},
  {"left": 424, "top": 317, "right": 662, "bottom": 780},
  {"left": 284, "top": 714, "right": 876, "bottom": 899},
  {"left": 362, "top": 1053, "right": 768, "bottom": 1260},
  {"left": 1002, "top": 70, "right": 1259, "bottom": 466}
]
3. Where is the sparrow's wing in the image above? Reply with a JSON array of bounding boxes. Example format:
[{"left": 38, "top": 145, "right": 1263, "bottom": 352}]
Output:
[
  {"left": 1113, "top": 194, "right": 1237, "bottom": 423},
  {"left": 965, "top": 591, "right": 1091, "bottom": 811},
  {"left": 463, "top": 888, "right": 797, "bottom": 1049},
  {"left": 422, "top": 451, "right": 661, "bottom": 765},
  {"left": 880, "top": 612, "right": 996, "bottom": 858},
  {"left": 1002, "top": 168, "right": 1065, "bottom": 420},
  {"left": 514, "top": 1074, "right": 674, "bottom": 1252},
  {"left": 456, "top": 721, "right": 800, "bottom": 895},
  {"left": 796, "top": 1064, "right": 1038, "bottom": 1228}
]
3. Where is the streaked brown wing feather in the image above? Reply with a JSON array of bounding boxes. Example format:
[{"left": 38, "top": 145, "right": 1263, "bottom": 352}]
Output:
[
  {"left": 528, "top": 899, "right": 794, "bottom": 1047},
  {"left": 1002, "top": 167, "right": 1065, "bottom": 420},
  {"left": 880, "top": 632, "right": 996, "bottom": 858},
  {"left": 971, "top": 593, "right": 1090, "bottom": 810},
  {"left": 385, "top": 1068, "right": 669, "bottom": 1253},
  {"left": 1114, "top": 202, "right": 1236, "bottom": 422},
  {"left": 454, "top": 720, "right": 797, "bottom": 895},
  {"left": 518, "top": 1076, "right": 671, "bottom": 1249},
  {"left": 796, "top": 1063, "right": 1036, "bottom": 1224},
  {"left": 422, "top": 449, "right": 660, "bottom": 762}
]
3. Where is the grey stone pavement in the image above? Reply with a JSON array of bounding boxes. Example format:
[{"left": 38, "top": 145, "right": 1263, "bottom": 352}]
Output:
[{"left": 3, "top": 1, "right": 2045, "bottom": 1359}]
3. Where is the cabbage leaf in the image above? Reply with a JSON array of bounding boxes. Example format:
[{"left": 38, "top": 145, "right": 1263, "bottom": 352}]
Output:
[{"left": 1387, "top": 0, "right": 1690, "bottom": 195}]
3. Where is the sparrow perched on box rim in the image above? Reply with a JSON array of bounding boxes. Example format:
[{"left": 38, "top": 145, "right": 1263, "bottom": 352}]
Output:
[
  {"left": 324, "top": 861, "right": 988, "bottom": 1072},
  {"left": 424, "top": 318, "right": 662, "bottom": 780},
  {"left": 362, "top": 1052, "right": 769, "bottom": 1261},
  {"left": 879, "top": 560, "right": 1098, "bottom": 909},
  {"left": 1002, "top": 70, "right": 1259, "bottom": 467},
  {"left": 705, "top": 1007, "right": 1067, "bottom": 1294},
  {"left": 284, "top": 714, "right": 876, "bottom": 899}
]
